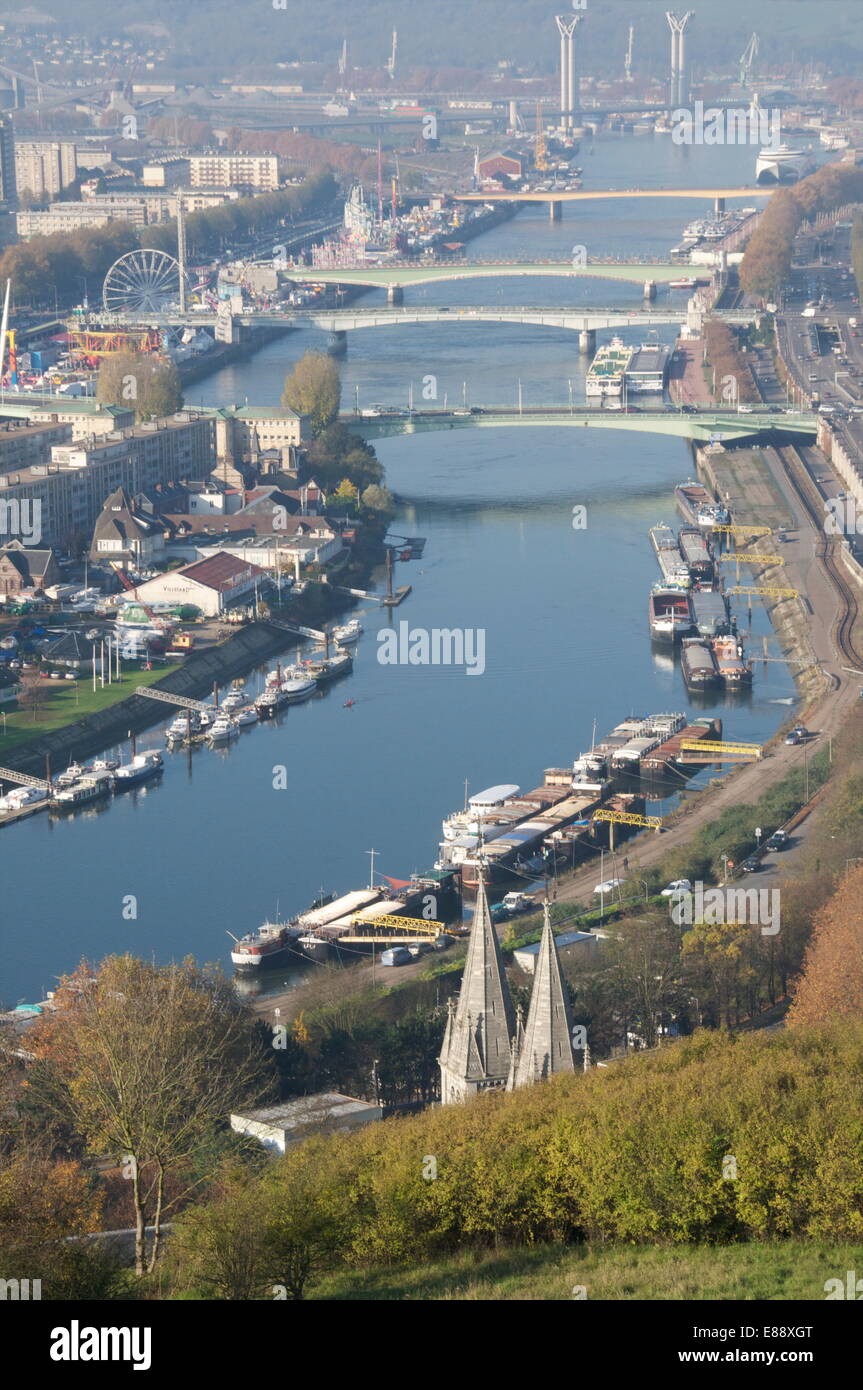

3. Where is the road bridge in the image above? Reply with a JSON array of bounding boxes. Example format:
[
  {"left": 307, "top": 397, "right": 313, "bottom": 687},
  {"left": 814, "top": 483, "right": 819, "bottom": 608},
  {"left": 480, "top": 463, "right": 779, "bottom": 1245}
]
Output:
[
  {"left": 343, "top": 406, "right": 817, "bottom": 445},
  {"left": 270, "top": 260, "right": 694, "bottom": 290}
]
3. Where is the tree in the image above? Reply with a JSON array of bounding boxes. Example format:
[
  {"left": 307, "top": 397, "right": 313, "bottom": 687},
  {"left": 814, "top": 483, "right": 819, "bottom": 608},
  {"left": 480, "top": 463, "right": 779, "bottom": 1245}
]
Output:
[
  {"left": 787, "top": 865, "right": 863, "bottom": 1028},
  {"left": 96, "top": 352, "right": 182, "bottom": 422},
  {"left": 360, "top": 483, "right": 396, "bottom": 516},
  {"left": 36, "top": 957, "right": 277, "bottom": 1275},
  {"left": 17, "top": 671, "right": 48, "bottom": 722},
  {"left": 281, "top": 351, "right": 341, "bottom": 435}
]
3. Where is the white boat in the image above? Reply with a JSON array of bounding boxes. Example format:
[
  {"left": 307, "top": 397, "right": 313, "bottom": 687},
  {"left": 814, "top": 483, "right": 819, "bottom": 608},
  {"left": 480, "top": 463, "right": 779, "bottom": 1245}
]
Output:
[
  {"left": 53, "top": 774, "right": 114, "bottom": 808},
  {"left": 55, "top": 762, "right": 86, "bottom": 788},
  {"left": 221, "top": 690, "right": 251, "bottom": 712},
  {"left": 332, "top": 619, "right": 363, "bottom": 644},
  {"left": 89, "top": 757, "right": 119, "bottom": 774},
  {"left": 442, "top": 784, "right": 520, "bottom": 841},
  {"left": 235, "top": 706, "right": 258, "bottom": 727},
  {"left": 280, "top": 676, "right": 317, "bottom": 703},
  {"left": 207, "top": 714, "right": 239, "bottom": 743},
  {"left": 197, "top": 708, "right": 215, "bottom": 729},
  {"left": 755, "top": 144, "right": 815, "bottom": 185},
  {"left": 114, "top": 751, "right": 163, "bottom": 787},
  {"left": 166, "top": 711, "right": 201, "bottom": 741}
]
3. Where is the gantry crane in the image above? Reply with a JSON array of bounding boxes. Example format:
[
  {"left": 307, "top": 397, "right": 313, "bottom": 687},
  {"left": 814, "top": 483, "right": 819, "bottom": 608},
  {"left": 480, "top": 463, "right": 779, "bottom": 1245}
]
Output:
[{"left": 738, "top": 33, "right": 759, "bottom": 89}]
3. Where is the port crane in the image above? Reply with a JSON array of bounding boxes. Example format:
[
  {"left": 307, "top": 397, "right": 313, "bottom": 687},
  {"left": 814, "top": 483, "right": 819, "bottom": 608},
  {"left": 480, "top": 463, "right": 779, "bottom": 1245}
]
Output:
[
  {"left": 716, "top": 554, "right": 785, "bottom": 567},
  {"left": 592, "top": 807, "right": 663, "bottom": 850},
  {"left": 385, "top": 29, "right": 397, "bottom": 80},
  {"left": 677, "top": 739, "right": 762, "bottom": 763},
  {"left": 726, "top": 585, "right": 799, "bottom": 600},
  {"left": 738, "top": 33, "right": 759, "bottom": 90},
  {"left": 710, "top": 525, "right": 772, "bottom": 539},
  {"left": 624, "top": 25, "right": 635, "bottom": 82}
]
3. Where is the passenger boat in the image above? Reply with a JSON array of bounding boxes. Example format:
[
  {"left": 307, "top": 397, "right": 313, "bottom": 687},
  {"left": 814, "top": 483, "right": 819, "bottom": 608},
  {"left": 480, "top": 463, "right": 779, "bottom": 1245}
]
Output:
[
  {"left": 711, "top": 635, "right": 753, "bottom": 688},
  {"left": 442, "top": 784, "right": 520, "bottom": 841},
  {"left": 114, "top": 750, "right": 164, "bottom": 788},
  {"left": 680, "top": 638, "right": 720, "bottom": 690},
  {"left": 648, "top": 586, "right": 694, "bottom": 644}
]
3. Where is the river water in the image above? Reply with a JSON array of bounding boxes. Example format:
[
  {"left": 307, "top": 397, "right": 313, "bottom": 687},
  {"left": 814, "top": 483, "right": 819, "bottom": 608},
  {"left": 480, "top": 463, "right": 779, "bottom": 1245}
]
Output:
[{"left": 2, "top": 135, "right": 803, "bottom": 1005}]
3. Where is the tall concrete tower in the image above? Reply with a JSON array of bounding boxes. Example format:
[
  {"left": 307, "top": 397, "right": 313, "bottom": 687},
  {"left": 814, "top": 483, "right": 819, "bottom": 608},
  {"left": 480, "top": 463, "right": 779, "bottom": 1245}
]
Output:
[
  {"left": 555, "top": 14, "right": 583, "bottom": 131},
  {"left": 666, "top": 11, "right": 694, "bottom": 108}
]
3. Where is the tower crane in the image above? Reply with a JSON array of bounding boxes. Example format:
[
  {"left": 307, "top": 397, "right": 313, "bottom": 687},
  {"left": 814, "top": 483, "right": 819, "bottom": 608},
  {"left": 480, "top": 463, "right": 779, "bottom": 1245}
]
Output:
[
  {"left": 738, "top": 33, "right": 759, "bottom": 89},
  {"left": 625, "top": 26, "right": 635, "bottom": 82}
]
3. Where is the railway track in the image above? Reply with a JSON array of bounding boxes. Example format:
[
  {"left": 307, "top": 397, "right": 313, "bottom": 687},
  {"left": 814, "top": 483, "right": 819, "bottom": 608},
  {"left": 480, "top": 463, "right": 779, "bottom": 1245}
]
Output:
[{"left": 774, "top": 442, "right": 863, "bottom": 670}]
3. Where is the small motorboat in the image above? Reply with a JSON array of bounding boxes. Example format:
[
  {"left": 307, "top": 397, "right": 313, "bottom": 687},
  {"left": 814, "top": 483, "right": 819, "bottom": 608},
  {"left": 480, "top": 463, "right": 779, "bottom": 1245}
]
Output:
[
  {"left": 235, "top": 706, "right": 258, "bottom": 727},
  {"left": 207, "top": 715, "right": 239, "bottom": 744},
  {"left": 332, "top": 619, "right": 363, "bottom": 644},
  {"left": 221, "top": 690, "right": 251, "bottom": 712}
]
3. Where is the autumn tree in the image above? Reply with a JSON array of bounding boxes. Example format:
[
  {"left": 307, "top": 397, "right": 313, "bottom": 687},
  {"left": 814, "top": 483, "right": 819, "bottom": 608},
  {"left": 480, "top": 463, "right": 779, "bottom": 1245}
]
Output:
[
  {"left": 281, "top": 350, "right": 341, "bottom": 435},
  {"left": 36, "top": 956, "right": 277, "bottom": 1275},
  {"left": 787, "top": 865, "right": 863, "bottom": 1028},
  {"left": 96, "top": 352, "right": 182, "bottom": 422}
]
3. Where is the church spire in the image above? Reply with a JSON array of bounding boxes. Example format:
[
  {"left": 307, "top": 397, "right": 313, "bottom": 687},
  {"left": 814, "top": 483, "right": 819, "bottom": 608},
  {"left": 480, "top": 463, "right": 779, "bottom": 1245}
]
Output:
[
  {"left": 439, "top": 866, "right": 516, "bottom": 1104},
  {"left": 509, "top": 901, "right": 576, "bottom": 1089}
]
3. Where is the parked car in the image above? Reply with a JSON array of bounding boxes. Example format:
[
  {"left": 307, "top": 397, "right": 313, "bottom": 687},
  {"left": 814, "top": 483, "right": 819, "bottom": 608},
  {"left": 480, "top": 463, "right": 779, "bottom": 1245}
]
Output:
[
  {"left": 660, "top": 879, "right": 692, "bottom": 897},
  {"left": 766, "top": 830, "right": 789, "bottom": 851},
  {"left": 380, "top": 946, "right": 412, "bottom": 967},
  {"left": 741, "top": 856, "right": 762, "bottom": 872},
  {"left": 785, "top": 731, "right": 802, "bottom": 746},
  {"left": 593, "top": 878, "right": 622, "bottom": 895}
]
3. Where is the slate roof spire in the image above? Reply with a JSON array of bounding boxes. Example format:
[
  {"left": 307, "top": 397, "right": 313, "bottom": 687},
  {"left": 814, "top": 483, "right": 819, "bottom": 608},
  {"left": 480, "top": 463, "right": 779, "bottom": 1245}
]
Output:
[{"left": 507, "top": 901, "right": 576, "bottom": 1090}]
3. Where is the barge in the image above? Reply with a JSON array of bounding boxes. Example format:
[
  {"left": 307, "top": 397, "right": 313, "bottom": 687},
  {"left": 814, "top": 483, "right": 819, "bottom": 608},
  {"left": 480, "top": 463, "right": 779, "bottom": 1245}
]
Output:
[
  {"left": 675, "top": 480, "right": 730, "bottom": 529},
  {"left": 690, "top": 586, "right": 731, "bottom": 638},
  {"left": 650, "top": 524, "right": 691, "bottom": 588},
  {"left": 678, "top": 527, "right": 714, "bottom": 582},
  {"left": 711, "top": 634, "right": 753, "bottom": 689},
  {"left": 649, "top": 586, "right": 694, "bottom": 643},
  {"left": 680, "top": 637, "right": 720, "bottom": 691}
]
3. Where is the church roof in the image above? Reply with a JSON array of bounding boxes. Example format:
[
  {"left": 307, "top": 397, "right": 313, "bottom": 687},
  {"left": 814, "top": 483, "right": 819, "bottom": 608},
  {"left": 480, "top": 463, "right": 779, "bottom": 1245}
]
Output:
[
  {"left": 439, "top": 869, "right": 515, "bottom": 1087},
  {"left": 508, "top": 903, "right": 576, "bottom": 1089}
]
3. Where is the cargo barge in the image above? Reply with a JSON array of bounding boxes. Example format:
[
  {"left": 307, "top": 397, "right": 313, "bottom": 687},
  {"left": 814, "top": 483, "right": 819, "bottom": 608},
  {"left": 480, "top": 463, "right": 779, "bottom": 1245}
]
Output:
[
  {"left": 459, "top": 787, "right": 604, "bottom": 893},
  {"left": 690, "top": 586, "right": 731, "bottom": 637},
  {"left": 640, "top": 717, "right": 723, "bottom": 775},
  {"left": 650, "top": 524, "right": 691, "bottom": 588},
  {"left": 711, "top": 634, "right": 753, "bottom": 689},
  {"left": 675, "top": 480, "right": 730, "bottom": 529},
  {"left": 680, "top": 637, "right": 720, "bottom": 691},
  {"left": 649, "top": 586, "right": 694, "bottom": 643},
  {"left": 678, "top": 527, "right": 714, "bottom": 582}
]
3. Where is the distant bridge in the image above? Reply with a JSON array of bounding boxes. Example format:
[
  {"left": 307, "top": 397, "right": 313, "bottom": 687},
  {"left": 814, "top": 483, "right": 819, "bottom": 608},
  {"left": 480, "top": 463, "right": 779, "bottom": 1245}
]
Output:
[
  {"left": 273, "top": 260, "right": 692, "bottom": 290},
  {"left": 450, "top": 187, "right": 772, "bottom": 204},
  {"left": 343, "top": 406, "right": 817, "bottom": 444}
]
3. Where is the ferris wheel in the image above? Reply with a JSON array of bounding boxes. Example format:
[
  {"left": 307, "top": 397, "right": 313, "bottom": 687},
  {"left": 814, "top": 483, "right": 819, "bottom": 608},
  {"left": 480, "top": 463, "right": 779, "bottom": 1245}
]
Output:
[{"left": 102, "top": 249, "right": 190, "bottom": 315}]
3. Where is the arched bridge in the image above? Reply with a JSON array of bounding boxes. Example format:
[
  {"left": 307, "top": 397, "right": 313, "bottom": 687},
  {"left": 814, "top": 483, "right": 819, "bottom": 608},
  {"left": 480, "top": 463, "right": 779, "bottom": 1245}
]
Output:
[
  {"left": 274, "top": 260, "right": 696, "bottom": 291},
  {"left": 343, "top": 405, "right": 817, "bottom": 444}
]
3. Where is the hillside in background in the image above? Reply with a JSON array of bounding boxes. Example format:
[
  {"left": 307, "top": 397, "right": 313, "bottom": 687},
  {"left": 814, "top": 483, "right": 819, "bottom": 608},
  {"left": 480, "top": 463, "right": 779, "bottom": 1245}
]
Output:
[{"left": 4, "top": 1, "right": 862, "bottom": 81}]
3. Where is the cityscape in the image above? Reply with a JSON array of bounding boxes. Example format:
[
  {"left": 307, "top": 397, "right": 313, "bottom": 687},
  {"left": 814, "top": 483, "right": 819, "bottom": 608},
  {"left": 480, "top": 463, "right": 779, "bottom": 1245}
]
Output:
[{"left": 0, "top": 0, "right": 862, "bottom": 1342}]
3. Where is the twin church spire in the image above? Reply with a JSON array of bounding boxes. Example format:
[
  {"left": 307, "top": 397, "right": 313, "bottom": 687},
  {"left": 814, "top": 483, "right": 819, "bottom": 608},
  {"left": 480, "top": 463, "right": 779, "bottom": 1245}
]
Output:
[{"left": 439, "top": 870, "right": 576, "bottom": 1105}]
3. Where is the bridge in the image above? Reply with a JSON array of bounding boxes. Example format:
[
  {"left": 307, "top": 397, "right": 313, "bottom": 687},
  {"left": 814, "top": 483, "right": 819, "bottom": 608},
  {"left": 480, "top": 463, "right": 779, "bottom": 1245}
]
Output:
[
  {"left": 450, "top": 186, "right": 772, "bottom": 220},
  {"left": 125, "top": 305, "right": 750, "bottom": 342},
  {"left": 270, "top": 260, "right": 696, "bottom": 291},
  {"left": 343, "top": 406, "right": 817, "bottom": 444}
]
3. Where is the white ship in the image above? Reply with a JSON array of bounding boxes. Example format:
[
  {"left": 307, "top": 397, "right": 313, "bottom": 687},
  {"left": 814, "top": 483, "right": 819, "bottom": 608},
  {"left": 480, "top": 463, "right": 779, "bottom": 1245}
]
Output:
[
  {"left": 441, "top": 784, "right": 520, "bottom": 841},
  {"left": 585, "top": 337, "right": 633, "bottom": 398},
  {"left": 755, "top": 144, "right": 815, "bottom": 185}
]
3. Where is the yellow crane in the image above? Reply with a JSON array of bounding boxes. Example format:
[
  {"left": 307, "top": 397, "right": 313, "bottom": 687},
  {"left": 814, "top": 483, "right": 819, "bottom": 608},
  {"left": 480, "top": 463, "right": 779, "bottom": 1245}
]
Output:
[
  {"left": 710, "top": 525, "right": 772, "bottom": 538},
  {"left": 592, "top": 807, "right": 663, "bottom": 850},
  {"left": 677, "top": 738, "right": 762, "bottom": 762},
  {"left": 716, "top": 554, "right": 785, "bottom": 567},
  {"left": 726, "top": 584, "right": 799, "bottom": 599}
]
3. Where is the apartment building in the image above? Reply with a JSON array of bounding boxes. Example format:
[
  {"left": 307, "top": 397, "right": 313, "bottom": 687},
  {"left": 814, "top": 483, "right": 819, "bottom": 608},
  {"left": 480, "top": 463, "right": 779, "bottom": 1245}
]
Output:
[
  {"left": 189, "top": 153, "right": 280, "bottom": 190},
  {"left": 0, "top": 412, "right": 216, "bottom": 550},
  {"left": 0, "top": 418, "right": 73, "bottom": 476},
  {"left": 14, "top": 140, "right": 78, "bottom": 200}
]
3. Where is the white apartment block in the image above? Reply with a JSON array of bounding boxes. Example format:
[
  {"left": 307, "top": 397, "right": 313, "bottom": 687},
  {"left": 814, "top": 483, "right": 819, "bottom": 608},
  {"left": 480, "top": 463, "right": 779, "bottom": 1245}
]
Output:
[{"left": 189, "top": 153, "right": 280, "bottom": 190}]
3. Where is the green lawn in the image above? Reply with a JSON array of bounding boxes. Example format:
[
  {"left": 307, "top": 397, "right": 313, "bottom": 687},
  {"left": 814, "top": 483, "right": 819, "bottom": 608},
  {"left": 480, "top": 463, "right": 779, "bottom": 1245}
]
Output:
[
  {"left": 0, "top": 664, "right": 180, "bottom": 756},
  {"left": 313, "top": 1241, "right": 863, "bottom": 1302}
]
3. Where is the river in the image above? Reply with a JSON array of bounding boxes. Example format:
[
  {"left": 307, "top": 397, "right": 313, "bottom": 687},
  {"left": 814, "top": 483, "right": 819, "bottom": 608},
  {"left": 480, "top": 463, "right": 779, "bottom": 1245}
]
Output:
[{"left": 1, "top": 135, "right": 803, "bottom": 1005}]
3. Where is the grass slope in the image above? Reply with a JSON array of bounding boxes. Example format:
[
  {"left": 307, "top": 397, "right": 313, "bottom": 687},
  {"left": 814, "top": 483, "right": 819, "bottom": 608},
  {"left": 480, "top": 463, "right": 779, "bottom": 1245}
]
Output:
[{"left": 314, "top": 1240, "right": 863, "bottom": 1301}]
